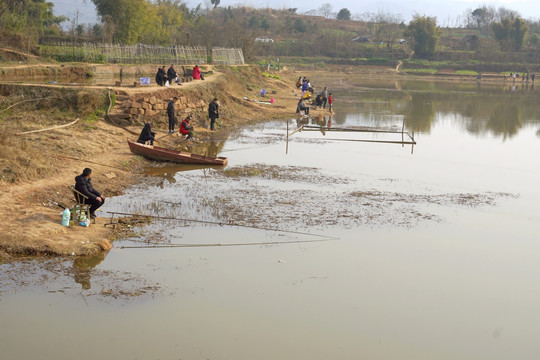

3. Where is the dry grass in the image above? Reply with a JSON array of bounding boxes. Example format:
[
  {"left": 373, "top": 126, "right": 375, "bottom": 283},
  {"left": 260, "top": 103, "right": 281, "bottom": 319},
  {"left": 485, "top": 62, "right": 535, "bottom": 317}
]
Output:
[
  {"left": 75, "top": 90, "right": 107, "bottom": 116},
  {"left": 0, "top": 125, "right": 52, "bottom": 183},
  {"left": 0, "top": 87, "right": 109, "bottom": 184}
]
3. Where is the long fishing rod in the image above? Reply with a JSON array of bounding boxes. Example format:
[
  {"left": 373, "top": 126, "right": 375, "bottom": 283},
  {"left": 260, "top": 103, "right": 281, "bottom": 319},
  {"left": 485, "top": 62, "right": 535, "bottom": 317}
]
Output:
[
  {"left": 106, "top": 211, "right": 339, "bottom": 240},
  {"left": 312, "top": 138, "right": 416, "bottom": 145},
  {"left": 119, "top": 238, "right": 332, "bottom": 249},
  {"left": 56, "top": 154, "right": 130, "bottom": 172}
]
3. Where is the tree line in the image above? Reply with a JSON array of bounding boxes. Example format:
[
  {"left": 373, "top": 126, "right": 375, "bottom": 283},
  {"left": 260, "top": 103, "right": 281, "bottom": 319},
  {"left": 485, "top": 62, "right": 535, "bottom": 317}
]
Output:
[{"left": 0, "top": 1, "right": 538, "bottom": 61}]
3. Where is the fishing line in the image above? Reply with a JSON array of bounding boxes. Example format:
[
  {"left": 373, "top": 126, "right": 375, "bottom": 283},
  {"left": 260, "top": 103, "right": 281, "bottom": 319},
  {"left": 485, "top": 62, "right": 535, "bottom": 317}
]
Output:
[
  {"left": 106, "top": 211, "right": 339, "bottom": 240},
  {"left": 119, "top": 238, "right": 333, "bottom": 249}
]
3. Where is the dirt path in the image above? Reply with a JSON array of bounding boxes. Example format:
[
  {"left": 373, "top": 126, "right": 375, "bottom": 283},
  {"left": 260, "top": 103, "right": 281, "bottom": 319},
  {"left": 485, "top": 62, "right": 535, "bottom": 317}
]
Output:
[{"left": 0, "top": 65, "right": 310, "bottom": 260}]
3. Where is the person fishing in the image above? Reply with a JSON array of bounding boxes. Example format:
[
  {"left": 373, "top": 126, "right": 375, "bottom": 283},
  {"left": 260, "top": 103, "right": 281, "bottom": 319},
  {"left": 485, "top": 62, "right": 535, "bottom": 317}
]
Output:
[
  {"left": 155, "top": 66, "right": 167, "bottom": 86},
  {"left": 74, "top": 168, "right": 105, "bottom": 220},
  {"left": 167, "top": 64, "right": 181, "bottom": 85},
  {"left": 137, "top": 122, "right": 156, "bottom": 145},
  {"left": 208, "top": 98, "right": 219, "bottom": 131},
  {"left": 167, "top": 97, "right": 178, "bottom": 133},
  {"left": 192, "top": 64, "right": 204, "bottom": 80},
  {"left": 296, "top": 98, "right": 309, "bottom": 115},
  {"left": 179, "top": 116, "right": 194, "bottom": 140}
]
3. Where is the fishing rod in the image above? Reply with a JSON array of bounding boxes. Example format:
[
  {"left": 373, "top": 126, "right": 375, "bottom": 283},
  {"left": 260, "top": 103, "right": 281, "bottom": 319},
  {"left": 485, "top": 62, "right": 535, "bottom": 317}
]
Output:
[
  {"left": 56, "top": 154, "right": 131, "bottom": 172},
  {"left": 106, "top": 211, "right": 339, "bottom": 240},
  {"left": 119, "top": 238, "right": 332, "bottom": 249},
  {"left": 220, "top": 144, "right": 274, "bottom": 153}
]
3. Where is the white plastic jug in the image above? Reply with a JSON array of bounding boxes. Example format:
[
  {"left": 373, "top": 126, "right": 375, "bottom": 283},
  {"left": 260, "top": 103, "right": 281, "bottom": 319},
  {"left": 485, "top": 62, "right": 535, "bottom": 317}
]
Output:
[{"left": 62, "top": 208, "right": 70, "bottom": 226}]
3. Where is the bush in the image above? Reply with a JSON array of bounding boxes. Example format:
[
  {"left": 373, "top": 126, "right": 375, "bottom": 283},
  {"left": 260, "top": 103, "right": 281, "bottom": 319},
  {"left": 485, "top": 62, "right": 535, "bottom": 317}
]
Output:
[{"left": 261, "top": 72, "right": 280, "bottom": 79}]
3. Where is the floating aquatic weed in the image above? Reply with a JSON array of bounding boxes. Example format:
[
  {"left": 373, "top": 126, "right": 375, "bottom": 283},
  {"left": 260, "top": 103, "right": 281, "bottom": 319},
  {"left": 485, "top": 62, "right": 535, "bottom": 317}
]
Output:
[
  {"left": 221, "top": 164, "right": 352, "bottom": 184},
  {"left": 349, "top": 190, "right": 518, "bottom": 207}
]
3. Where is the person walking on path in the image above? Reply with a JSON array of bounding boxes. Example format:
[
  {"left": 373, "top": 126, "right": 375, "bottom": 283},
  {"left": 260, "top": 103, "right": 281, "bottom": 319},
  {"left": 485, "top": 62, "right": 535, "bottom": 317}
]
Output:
[
  {"left": 74, "top": 168, "right": 105, "bottom": 219},
  {"left": 167, "top": 97, "right": 178, "bottom": 133},
  {"left": 208, "top": 98, "right": 219, "bottom": 131}
]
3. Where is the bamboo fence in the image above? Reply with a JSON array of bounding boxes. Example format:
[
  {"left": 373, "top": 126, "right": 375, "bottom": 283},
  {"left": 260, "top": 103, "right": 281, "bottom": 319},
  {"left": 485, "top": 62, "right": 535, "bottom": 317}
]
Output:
[
  {"left": 39, "top": 42, "right": 245, "bottom": 65},
  {"left": 211, "top": 47, "right": 245, "bottom": 65}
]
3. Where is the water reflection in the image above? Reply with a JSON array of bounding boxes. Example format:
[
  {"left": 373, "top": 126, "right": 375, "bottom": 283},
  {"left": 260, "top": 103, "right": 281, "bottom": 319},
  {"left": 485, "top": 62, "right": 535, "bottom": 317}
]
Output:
[
  {"left": 488, "top": 103, "right": 522, "bottom": 139},
  {"left": 72, "top": 253, "right": 106, "bottom": 290},
  {"left": 144, "top": 163, "right": 227, "bottom": 186},
  {"left": 404, "top": 93, "right": 435, "bottom": 132},
  {"left": 316, "top": 77, "right": 539, "bottom": 140},
  {"left": 180, "top": 139, "right": 224, "bottom": 158}
]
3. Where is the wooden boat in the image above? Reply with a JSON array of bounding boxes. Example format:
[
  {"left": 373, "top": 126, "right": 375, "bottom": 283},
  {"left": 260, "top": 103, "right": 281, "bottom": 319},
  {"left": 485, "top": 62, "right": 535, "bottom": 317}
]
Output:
[{"left": 127, "top": 140, "right": 228, "bottom": 166}]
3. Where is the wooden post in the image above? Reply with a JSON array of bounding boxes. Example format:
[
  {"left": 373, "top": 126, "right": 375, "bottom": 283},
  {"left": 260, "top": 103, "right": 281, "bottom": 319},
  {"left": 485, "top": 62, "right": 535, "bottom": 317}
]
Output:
[{"left": 286, "top": 119, "right": 289, "bottom": 154}]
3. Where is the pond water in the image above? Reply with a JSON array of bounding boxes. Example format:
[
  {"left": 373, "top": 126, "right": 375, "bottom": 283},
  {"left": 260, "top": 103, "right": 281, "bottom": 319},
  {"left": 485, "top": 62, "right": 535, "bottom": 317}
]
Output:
[{"left": 2, "top": 78, "right": 540, "bottom": 360}]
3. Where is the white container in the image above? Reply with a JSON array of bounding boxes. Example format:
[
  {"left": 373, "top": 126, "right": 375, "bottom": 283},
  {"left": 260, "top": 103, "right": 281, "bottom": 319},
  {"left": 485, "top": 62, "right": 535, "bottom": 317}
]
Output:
[{"left": 61, "top": 208, "right": 70, "bottom": 227}]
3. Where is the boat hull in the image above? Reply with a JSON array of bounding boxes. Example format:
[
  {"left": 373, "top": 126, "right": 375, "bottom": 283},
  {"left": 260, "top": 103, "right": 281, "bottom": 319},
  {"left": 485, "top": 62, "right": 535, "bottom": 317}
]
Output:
[{"left": 128, "top": 140, "right": 227, "bottom": 166}]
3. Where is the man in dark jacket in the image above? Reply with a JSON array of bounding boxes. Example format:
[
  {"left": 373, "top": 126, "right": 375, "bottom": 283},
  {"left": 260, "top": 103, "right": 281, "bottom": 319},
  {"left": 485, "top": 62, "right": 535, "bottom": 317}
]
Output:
[
  {"left": 208, "top": 98, "right": 219, "bottom": 131},
  {"left": 167, "top": 97, "right": 178, "bottom": 133},
  {"left": 155, "top": 66, "right": 167, "bottom": 86},
  {"left": 167, "top": 64, "right": 181, "bottom": 85},
  {"left": 137, "top": 122, "right": 155, "bottom": 145},
  {"left": 75, "top": 168, "right": 105, "bottom": 219}
]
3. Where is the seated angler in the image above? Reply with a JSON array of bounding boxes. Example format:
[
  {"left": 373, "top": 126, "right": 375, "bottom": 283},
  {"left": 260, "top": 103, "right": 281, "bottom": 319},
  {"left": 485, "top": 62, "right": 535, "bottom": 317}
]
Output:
[
  {"left": 296, "top": 98, "right": 310, "bottom": 115},
  {"left": 315, "top": 94, "right": 323, "bottom": 107},
  {"left": 155, "top": 66, "right": 166, "bottom": 86},
  {"left": 192, "top": 64, "right": 204, "bottom": 80},
  {"left": 75, "top": 168, "right": 105, "bottom": 220},
  {"left": 167, "top": 64, "right": 181, "bottom": 85}
]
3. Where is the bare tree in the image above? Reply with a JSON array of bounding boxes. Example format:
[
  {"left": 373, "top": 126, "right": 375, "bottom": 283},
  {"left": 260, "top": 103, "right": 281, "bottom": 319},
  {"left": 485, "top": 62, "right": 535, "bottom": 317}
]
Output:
[
  {"left": 495, "top": 7, "right": 519, "bottom": 22},
  {"left": 318, "top": 3, "right": 333, "bottom": 18},
  {"left": 364, "top": 10, "right": 404, "bottom": 47},
  {"left": 69, "top": 9, "right": 82, "bottom": 37}
]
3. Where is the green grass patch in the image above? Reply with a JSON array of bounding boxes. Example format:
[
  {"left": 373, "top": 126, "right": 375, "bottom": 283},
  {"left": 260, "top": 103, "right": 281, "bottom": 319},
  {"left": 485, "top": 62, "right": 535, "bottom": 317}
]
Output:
[
  {"left": 261, "top": 72, "right": 280, "bottom": 80},
  {"left": 455, "top": 70, "right": 479, "bottom": 75}
]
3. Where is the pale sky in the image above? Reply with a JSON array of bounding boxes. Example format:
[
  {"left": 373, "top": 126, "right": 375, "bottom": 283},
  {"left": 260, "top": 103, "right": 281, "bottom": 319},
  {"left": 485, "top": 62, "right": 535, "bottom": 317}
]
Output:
[{"left": 50, "top": 0, "right": 540, "bottom": 27}]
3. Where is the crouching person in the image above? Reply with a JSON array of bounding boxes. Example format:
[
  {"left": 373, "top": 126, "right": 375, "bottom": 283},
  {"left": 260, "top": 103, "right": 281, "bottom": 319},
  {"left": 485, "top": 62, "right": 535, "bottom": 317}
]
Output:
[
  {"left": 180, "top": 116, "right": 194, "bottom": 140},
  {"left": 137, "top": 122, "right": 156, "bottom": 145}
]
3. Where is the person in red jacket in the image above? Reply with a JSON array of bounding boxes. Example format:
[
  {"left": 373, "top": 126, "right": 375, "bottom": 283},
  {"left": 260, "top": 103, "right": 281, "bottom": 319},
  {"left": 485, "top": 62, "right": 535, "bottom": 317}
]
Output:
[
  {"left": 179, "top": 116, "right": 194, "bottom": 140},
  {"left": 192, "top": 64, "right": 204, "bottom": 80},
  {"left": 328, "top": 93, "right": 334, "bottom": 112}
]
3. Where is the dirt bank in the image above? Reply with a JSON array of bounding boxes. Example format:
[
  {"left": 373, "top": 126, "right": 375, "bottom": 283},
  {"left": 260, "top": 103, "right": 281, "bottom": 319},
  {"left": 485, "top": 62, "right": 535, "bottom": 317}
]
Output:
[{"left": 0, "top": 64, "right": 310, "bottom": 261}]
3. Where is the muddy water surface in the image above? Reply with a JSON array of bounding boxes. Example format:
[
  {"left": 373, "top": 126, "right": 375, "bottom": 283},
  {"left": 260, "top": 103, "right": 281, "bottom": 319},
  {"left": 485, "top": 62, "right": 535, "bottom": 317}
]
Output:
[{"left": 2, "top": 78, "right": 540, "bottom": 360}]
